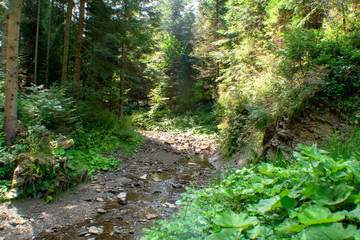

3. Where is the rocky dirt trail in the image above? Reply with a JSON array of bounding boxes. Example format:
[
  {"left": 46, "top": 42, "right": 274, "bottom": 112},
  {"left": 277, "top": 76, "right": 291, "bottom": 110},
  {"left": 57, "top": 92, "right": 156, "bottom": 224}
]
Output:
[{"left": 0, "top": 131, "right": 218, "bottom": 240}]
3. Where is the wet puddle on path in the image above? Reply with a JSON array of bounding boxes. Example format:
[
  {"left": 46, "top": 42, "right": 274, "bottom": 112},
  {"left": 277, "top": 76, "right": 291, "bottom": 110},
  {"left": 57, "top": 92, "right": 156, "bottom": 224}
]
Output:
[{"left": 37, "top": 154, "right": 216, "bottom": 240}]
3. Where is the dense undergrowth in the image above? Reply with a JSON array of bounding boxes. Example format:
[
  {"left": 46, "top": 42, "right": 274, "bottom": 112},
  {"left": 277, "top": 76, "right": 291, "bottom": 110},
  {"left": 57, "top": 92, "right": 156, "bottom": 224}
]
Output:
[
  {"left": 0, "top": 83, "right": 143, "bottom": 202},
  {"left": 132, "top": 102, "right": 219, "bottom": 135},
  {"left": 142, "top": 138, "right": 360, "bottom": 239}
]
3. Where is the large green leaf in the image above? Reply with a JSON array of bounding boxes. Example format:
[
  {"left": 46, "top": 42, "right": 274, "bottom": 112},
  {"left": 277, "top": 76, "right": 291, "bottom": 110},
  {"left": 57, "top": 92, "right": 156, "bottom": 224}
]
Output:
[
  {"left": 277, "top": 207, "right": 346, "bottom": 233},
  {"left": 312, "top": 183, "right": 353, "bottom": 205},
  {"left": 248, "top": 225, "right": 268, "bottom": 239},
  {"left": 256, "top": 195, "right": 281, "bottom": 214},
  {"left": 349, "top": 205, "right": 360, "bottom": 221},
  {"left": 276, "top": 218, "right": 307, "bottom": 232},
  {"left": 212, "top": 209, "right": 257, "bottom": 229},
  {"left": 347, "top": 161, "right": 360, "bottom": 182},
  {"left": 354, "top": 230, "right": 360, "bottom": 240},
  {"left": 205, "top": 228, "right": 239, "bottom": 240},
  {"left": 298, "top": 206, "right": 345, "bottom": 225},
  {"left": 300, "top": 223, "right": 357, "bottom": 240},
  {"left": 304, "top": 182, "right": 320, "bottom": 199},
  {"left": 281, "top": 196, "right": 298, "bottom": 210}
]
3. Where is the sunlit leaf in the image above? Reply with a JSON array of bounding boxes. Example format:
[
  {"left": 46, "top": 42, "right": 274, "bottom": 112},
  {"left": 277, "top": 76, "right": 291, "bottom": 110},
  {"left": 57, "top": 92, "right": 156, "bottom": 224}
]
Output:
[
  {"left": 349, "top": 205, "right": 360, "bottom": 221},
  {"left": 276, "top": 218, "right": 307, "bottom": 232},
  {"left": 212, "top": 209, "right": 257, "bottom": 229},
  {"left": 205, "top": 228, "right": 239, "bottom": 240},
  {"left": 312, "top": 183, "right": 353, "bottom": 205},
  {"left": 301, "top": 223, "right": 356, "bottom": 240},
  {"left": 256, "top": 195, "right": 281, "bottom": 214},
  {"left": 298, "top": 206, "right": 345, "bottom": 225},
  {"left": 354, "top": 230, "right": 360, "bottom": 240},
  {"left": 346, "top": 161, "right": 360, "bottom": 182}
]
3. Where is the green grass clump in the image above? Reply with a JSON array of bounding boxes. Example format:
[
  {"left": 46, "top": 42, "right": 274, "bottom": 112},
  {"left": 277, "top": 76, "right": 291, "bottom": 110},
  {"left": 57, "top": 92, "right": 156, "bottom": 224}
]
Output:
[{"left": 142, "top": 144, "right": 360, "bottom": 239}]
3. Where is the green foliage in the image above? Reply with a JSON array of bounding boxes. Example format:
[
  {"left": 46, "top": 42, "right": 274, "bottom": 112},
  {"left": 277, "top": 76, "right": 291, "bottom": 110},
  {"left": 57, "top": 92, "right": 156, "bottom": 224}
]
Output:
[
  {"left": 326, "top": 127, "right": 360, "bottom": 161},
  {"left": 150, "top": 33, "right": 198, "bottom": 112},
  {"left": 83, "top": 0, "right": 157, "bottom": 114},
  {"left": 75, "top": 99, "right": 145, "bottom": 154},
  {"left": 142, "top": 144, "right": 360, "bottom": 239},
  {"left": 74, "top": 126, "right": 144, "bottom": 155},
  {"left": 52, "top": 148, "right": 117, "bottom": 176},
  {"left": 212, "top": 0, "right": 360, "bottom": 158},
  {"left": 18, "top": 85, "right": 76, "bottom": 129},
  {"left": 148, "top": 0, "right": 199, "bottom": 113},
  {"left": 133, "top": 103, "right": 219, "bottom": 135}
]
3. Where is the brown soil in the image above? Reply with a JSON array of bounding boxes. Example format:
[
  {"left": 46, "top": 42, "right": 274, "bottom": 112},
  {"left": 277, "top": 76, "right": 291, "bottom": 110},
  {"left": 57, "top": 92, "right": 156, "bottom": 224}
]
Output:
[{"left": 0, "top": 131, "right": 218, "bottom": 240}]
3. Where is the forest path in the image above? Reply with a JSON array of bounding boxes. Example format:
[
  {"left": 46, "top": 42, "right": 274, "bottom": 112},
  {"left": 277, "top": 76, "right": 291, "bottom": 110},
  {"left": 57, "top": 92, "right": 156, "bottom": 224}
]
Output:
[{"left": 0, "top": 131, "right": 218, "bottom": 240}]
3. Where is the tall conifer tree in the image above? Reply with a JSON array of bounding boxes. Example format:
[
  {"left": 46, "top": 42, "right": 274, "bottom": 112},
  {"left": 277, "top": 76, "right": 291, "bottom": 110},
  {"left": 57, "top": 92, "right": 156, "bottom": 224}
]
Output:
[
  {"left": 4, "top": 0, "right": 22, "bottom": 145},
  {"left": 74, "top": 0, "right": 85, "bottom": 95},
  {"left": 61, "top": 0, "right": 73, "bottom": 85}
]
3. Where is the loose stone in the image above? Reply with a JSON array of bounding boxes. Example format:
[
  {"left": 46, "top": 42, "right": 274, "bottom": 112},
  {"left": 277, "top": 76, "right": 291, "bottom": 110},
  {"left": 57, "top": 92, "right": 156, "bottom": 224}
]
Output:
[
  {"left": 152, "top": 177, "right": 161, "bottom": 182},
  {"left": 117, "top": 192, "right": 127, "bottom": 205},
  {"left": 165, "top": 202, "right": 177, "bottom": 209},
  {"left": 188, "top": 162, "right": 198, "bottom": 166},
  {"left": 171, "top": 183, "right": 183, "bottom": 188},
  {"left": 78, "top": 230, "right": 89, "bottom": 236},
  {"left": 88, "top": 226, "right": 104, "bottom": 235},
  {"left": 95, "top": 208, "right": 106, "bottom": 214},
  {"left": 146, "top": 214, "right": 159, "bottom": 220},
  {"left": 139, "top": 174, "right": 148, "bottom": 180}
]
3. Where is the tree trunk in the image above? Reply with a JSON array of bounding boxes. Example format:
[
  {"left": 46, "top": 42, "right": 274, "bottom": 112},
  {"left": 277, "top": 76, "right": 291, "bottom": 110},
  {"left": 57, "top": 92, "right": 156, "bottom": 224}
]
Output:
[
  {"left": 214, "top": 0, "right": 220, "bottom": 100},
  {"left": 61, "top": 0, "right": 73, "bottom": 85},
  {"left": 45, "top": 0, "right": 54, "bottom": 86},
  {"left": 74, "top": 0, "right": 85, "bottom": 96},
  {"left": 4, "top": 0, "right": 23, "bottom": 145},
  {"left": 119, "top": 2, "right": 127, "bottom": 121},
  {"left": 214, "top": 61, "right": 219, "bottom": 100},
  {"left": 341, "top": 0, "right": 346, "bottom": 34},
  {"left": 1, "top": 16, "right": 8, "bottom": 74},
  {"left": 34, "top": 0, "right": 41, "bottom": 85},
  {"left": 119, "top": 42, "right": 125, "bottom": 121}
]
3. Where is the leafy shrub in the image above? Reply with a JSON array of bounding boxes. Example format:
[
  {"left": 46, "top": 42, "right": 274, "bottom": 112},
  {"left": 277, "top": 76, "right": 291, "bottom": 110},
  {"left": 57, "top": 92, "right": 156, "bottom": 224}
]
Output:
[{"left": 142, "top": 144, "right": 360, "bottom": 239}]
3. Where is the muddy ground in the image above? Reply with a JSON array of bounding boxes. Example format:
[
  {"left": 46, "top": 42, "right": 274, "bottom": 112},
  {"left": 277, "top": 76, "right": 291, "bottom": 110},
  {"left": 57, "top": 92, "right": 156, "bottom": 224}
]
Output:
[{"left": 0, "top": 131, "right": 219, "bottom": 240}]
